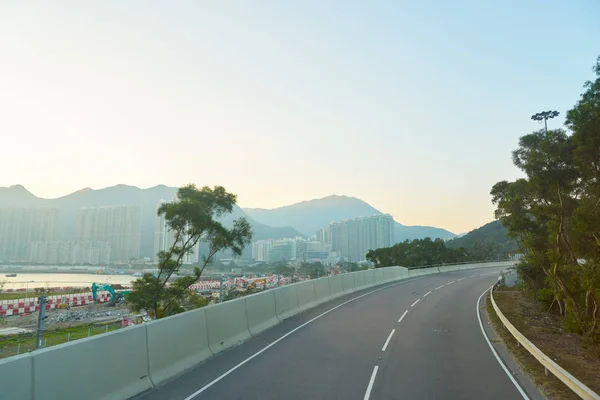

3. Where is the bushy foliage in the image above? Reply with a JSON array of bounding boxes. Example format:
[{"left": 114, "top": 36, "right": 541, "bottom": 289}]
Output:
[{"left": 491, "top": 56, "right": 600, "bottom": 339}]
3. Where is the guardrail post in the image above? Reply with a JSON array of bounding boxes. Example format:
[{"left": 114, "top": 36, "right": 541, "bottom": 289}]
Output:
[{"left": 545, "top": 367, "right": 549, "bottom": 377}]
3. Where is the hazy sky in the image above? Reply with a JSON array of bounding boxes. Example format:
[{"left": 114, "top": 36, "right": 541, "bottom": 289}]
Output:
[{"left": 1, "top": 1, "right": 599, "bottom": 234}]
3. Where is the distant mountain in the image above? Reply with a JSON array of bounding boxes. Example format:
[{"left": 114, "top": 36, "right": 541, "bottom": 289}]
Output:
[
  {"left": 0, "top": 184, "right": 301, "bottom": 258},
  {"left": 446, "top": 219, "right": 519, "bottom": 257},
  {"left": 244, "top": 195, "right": 456, "bottom": 241}
]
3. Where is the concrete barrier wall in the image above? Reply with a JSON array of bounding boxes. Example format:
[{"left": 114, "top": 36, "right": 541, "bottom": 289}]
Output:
[
  {"left": 373, "top": 268, "right": 386, "bottom": 283},
  {"left": 313, "top": 277, "right": 332, "bottom": 305},
  {"left": 245, "top": 290, "right": 279, "bottom": 336},
  {"left": 0, "top": 354, "right": 32, "bottom": 400},
  {"left": 205, "top": 298, "right": 251, "bottom": 355},
  {"left": 342, "top": 273, "right": 355, "bottom": 293},
  {"left": 398, "top": 267, "right": 409, "bottom": 279},
  {"left": 383, "top": 268, "right": 396, "bottom": 281},
  {"left": 146, "top": 308, "right": 212, "bottom": 387},
  {"left": 273, "top": 284, "right": 300, "bottom": 320},
  {"left": 364, "top": 269, "right": 376, "bottom": 287},
  {"left": 296, "top": 281, "right": 317, "bottom": 311},
  {"left": 33, "top": 325, "right": 153, "bottom": 400},
  {"left": 353, "top": 271, "right": 367, "bottom": 290},
  {"left": 0, "top": 261, "right": 516, "bottom": 400},
  {"left": 328, "top": 274, "right": 344, "bottom": 299}
]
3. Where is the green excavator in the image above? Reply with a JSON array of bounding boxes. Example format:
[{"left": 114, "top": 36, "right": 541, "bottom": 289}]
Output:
[{"left": 91, "top": 283, "right": 130, "bottom": 305}]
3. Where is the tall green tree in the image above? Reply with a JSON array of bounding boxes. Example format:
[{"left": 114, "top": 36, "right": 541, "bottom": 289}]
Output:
[
  {"left": 127, "top": 184, "right": 252, "bottom": 318},
  {"left": 491, "top": 56, "right": 600, "bottom": 337}
]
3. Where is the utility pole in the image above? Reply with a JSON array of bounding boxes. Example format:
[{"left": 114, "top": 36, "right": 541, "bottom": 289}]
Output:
[
  {"left": 531, "top": 110, "right": 559, "bottom": 134},
  {"left": 219, "top": 275, "right": 224, "bottom": 303},
  {"left": 36, "top": 295, "right": 47, "bottom": 349}
]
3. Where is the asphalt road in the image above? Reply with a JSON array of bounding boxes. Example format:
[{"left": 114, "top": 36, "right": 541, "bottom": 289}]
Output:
[{"left": 141, "top": 268, "right": 541, "bottom": 400}]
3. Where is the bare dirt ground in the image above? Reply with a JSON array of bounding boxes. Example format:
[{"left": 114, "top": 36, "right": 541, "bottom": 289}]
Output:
[
  {"left": 2, "top": 302, "right": 132, "bottom": 330},
  {"left": 490, "top": 288, "right": 600, "bottom": 399}
]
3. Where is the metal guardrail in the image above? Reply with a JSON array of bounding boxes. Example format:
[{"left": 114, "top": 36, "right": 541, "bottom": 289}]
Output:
[
  {"left": 490, "top": 281, "right": 600, "bottom": 400},
  {"left": 408, "top": 259, "right": 515, "bottom": 270}
]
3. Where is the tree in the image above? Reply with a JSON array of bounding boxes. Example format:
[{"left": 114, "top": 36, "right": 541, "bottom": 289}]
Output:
[
  {"left": 491, "top": 56, "right": 600, "bottom": 338},
  {"left": 366, "top": 238, "right": 469, "bottom": 268},
  {"left": 299, "top": 262, "right": 326, "bottom": 279},
  {"left": 127, "top": 184, "right": 252, "bottom": 318},
  {"left": 272, "top": 262, "right": 294, "bottom": 276}
]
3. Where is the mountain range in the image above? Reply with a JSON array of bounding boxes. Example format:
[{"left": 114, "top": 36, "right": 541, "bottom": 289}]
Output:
[
  {"left": 244, "top": 195, "right": 456, "bottom": 241},
  {"left": 0, "top": 185, "right": 301, "bottom": 258},
  {"left": 1, "top": 185, "right": 456, "bottom": 259}
]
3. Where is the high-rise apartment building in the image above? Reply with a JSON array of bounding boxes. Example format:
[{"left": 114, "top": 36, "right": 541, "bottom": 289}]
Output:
[
  {"left": 153, "top": 200, "right": 199, "bottom": 264},
  {"left": 29, "top": 241, "right": 111, "bottom": 265},
  {"left": 322, "top": 214, "right": 395, "bottom": 262},
  {"left": 0, "top": 208, "right": 59, "bottom": 262},
  {"left": 251, "top": 238, "right": 337, "bottom": 264},
  {"left": 77, "top": 205, "right": 142, "bottom": 264}
]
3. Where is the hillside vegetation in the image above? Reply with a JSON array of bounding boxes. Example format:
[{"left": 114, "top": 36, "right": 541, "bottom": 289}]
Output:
[
  {"left": 492, "top": 56, "right": 600, "bottom": 341},
  {"left": 447, "top": 220, "right": 519, "bottom": 259}
]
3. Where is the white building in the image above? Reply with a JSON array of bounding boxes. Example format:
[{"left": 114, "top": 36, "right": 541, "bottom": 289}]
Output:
[
  {"left": 0, "top": 208, "right": 59, "bottom": 262},
  {"left": 323, "top": 214, "right": 395, "bottom": 262},
  {"left": 77, "top": 205, "right": 142, "bottom": 264},
  {"left": 29, "top": 241, "right": 111, "bottom": 265}
]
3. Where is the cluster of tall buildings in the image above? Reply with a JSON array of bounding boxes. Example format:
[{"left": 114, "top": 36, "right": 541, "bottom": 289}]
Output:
[
  {"left": 1, "top": 202, "right": 397, "bottom": 266},
  {"left": 317, "top": 214, "right": 395, "bottom": 262},
  {"left": 77, "top": 205, "right": 142, "bottom": 263},
  {"left": 0, "top": 208, "right": 59, "bottom": 262},
  {"left": 252, "top": 238, "right": 338, "bottom": 265},
  {"left": 29, "top": 241, "right": 111, "bottom": 265},
  {"left": 0, "top": 205, "right": 142, "bottom": 265}
]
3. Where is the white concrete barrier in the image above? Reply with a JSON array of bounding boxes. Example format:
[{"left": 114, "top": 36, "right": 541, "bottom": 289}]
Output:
[
  {"left": 384, "top": 267, "right": 396, "bottom": 281},
  {"left": 245, "top": 290, "right": 279, "bottom": 336},
  {"left": 273, "top": 284, "right": 300, "bottom": 320},
  {"left": 328, "top": 275, "right": 344, "bottom": 299},
  {"left": 146, "top": 308, "right": 212, "bottom": 387},
  {"left": 373, "top": 268, "right": 386, "bottom": 283},
  {"left": 364, "top": 269, "right": 376, "bottom": 287},
  {"left": 33, "top": 325, "right": 153, "bottom": 400},
  {"left": 398, "top": 267, "right": 409, "bottom": 279},
  {"left": 296, "top": 281, "right": 317, "bottom": 311},
  {"left": 353, "top": 271, "right": 367, "bottom": 290},
  {"left": 342, "top": 273, "right": 355, "bottom": 293},
  {"left": 0, "top": 353, "right": 32, "bottom": 400},
  {"left": 313, "top": 277, "right": 332, "bottom": 305},
  {"left": 205, "top": 298, "right": 251, "bottom": 355}
]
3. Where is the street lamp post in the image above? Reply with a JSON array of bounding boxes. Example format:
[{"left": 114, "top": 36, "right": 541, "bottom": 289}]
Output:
[{"left": 531, "top": 110, "right": 559, "bottom": 134}]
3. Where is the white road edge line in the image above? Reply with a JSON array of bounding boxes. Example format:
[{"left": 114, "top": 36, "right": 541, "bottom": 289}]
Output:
[
  {"left": 476, "top": 285, "right": 529, "bottom": 400},
  {"left": 434, "top": 285, "right": 444, "bottom": 290},
  {"left": 469, "top": 275, "right": 477, "bottom": 278},
  {"left": 410, "top": 298, "right": 420, "bottom": 307},
  {"left": 457, "top": 278, "right": 465, "bottom": 282},
  {"left": 182, "top": 278, "right": 417, "bottom": 399},
  {"left": 447, "top": 281, "right": 455, "bottom": 285},
  {"left": 423, "top": 290, "right": 432, "bottom": 297},
  {"left": 364, "top": 365, "right": 379, "bottom": 400},
  {"left": 381, "top": 329, "right": 396, "bottom": 351},
  {"left": 398, "top": 310, "right": 408, "bottom": 323}
]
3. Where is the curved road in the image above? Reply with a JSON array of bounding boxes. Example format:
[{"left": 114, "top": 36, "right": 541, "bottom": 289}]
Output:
[{"left": 141, "top": 268, "right": 541, "bottom": 400}]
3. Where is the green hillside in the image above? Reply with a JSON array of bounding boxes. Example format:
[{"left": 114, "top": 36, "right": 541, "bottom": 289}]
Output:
[{"left": 446, "top": 220, "right": 519, "bottom": 259}]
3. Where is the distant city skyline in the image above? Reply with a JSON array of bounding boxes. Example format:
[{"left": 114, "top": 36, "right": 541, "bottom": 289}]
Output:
[{"left": 1, "top": 2, "right": 599, "bottom": 234}]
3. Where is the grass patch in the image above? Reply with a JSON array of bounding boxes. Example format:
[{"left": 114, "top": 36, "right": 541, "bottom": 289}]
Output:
[
  {"left": 487, "top": 288, "right": 600, "bottom": 399},
  {"left": 0, "top": 289, "right": 89, "bottom": 301},
  {"left": 0, "top": 321, "right": 122, "bottom": 359}
]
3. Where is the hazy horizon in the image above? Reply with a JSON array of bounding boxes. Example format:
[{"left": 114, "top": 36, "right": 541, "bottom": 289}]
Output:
[{"left": 1, "top": 1, "right": 599, "bottom": 234}]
